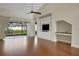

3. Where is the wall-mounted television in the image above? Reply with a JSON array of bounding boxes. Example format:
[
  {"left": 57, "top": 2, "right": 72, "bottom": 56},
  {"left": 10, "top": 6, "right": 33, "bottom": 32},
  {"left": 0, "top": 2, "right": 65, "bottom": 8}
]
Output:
[{"left": 42, "top": 24, "right": 49, "bottom": 32}]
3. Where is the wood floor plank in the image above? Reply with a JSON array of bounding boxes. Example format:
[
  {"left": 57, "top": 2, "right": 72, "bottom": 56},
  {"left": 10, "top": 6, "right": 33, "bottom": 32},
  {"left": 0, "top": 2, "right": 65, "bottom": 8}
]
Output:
[{"left": 0, "top": 36, "right": 79, "bottom": 56}]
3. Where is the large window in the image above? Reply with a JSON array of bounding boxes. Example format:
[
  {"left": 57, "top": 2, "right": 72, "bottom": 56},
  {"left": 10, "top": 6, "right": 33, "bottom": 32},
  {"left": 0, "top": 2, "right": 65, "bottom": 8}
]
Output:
[{"left": 5, "top": 21, "right": 27, "bottom": 36}]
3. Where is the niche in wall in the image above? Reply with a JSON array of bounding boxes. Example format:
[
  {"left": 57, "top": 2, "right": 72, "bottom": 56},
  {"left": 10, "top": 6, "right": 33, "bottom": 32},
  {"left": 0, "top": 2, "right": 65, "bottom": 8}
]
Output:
[
  {"left": 37, "top": 13, "right": 52, "bottom": 40},
  {"left": 56, "top": 20, "right": 72, "bottom": 44},
  {"left": 39, "top": 14, "right": 52, "bottom": 32}
]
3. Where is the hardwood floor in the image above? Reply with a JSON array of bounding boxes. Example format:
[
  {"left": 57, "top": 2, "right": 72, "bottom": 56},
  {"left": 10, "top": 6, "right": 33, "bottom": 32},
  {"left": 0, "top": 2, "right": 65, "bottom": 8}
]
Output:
[{"left": 0, "top": 36, "right": 79, "bottom": 56}]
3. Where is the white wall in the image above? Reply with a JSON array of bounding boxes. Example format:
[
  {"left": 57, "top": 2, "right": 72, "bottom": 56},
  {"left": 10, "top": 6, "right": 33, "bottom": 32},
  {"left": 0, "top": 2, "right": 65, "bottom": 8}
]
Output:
[
  {"left": 72, "top": 14, "right": 79, "bottom": 48},
  {"left": 34, "top": 3, "right": 79, "bottom": 48},
  {"left": 0, "top": 16, "right": 9, "bottom": 39},
  {"left": 35, "top": 13, "right": 56, "bottom": 41},
  {"left": 35, "top": 3, "right": 75, "bottom": 42},
  {"left": 37, "top": 15, "right": 52, "bottom": 40}
]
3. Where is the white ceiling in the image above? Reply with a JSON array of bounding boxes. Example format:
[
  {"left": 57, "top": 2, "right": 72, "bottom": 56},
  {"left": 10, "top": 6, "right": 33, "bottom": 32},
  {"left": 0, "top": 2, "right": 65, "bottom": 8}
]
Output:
[{"left": 0, "top": 3, "right": 44, "bottom": 19}]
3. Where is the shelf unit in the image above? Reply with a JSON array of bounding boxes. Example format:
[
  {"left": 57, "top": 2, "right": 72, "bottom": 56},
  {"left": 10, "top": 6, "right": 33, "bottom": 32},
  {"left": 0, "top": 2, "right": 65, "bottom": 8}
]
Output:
[
  {"left": 56, "top": 32, "right": 72, "bottom": 36},
  {"left": 56, "top": 20, "right": 72, "bottom": 43}
]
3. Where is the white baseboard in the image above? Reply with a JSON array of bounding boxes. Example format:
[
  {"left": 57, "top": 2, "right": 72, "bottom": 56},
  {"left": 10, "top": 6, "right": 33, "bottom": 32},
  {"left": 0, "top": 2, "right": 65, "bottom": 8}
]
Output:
[
  {"left": 50, "top": 39, "right": 57, "bottom": 42},
  {"left": 71, "top": 44, "right": 79, "bottom": 48},
  {"left": 37, "top": 37, "right": 57, "bottom": 42}
]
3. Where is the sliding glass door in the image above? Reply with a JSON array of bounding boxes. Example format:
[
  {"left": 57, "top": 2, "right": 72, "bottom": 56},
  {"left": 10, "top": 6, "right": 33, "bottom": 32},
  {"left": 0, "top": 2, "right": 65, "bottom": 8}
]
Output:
[{"left": 5, "top": 21, "right": 27, "bottom": 36}]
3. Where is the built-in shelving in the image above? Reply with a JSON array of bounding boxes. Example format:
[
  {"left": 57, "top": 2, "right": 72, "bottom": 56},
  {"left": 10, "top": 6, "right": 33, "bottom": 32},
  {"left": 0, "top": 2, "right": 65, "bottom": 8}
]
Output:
[
  {"left": 56, "top": 32, "right": 72, "bottom": 36},
  {"left": 56, "top": 20, "right": 72, "bottom": 43}
]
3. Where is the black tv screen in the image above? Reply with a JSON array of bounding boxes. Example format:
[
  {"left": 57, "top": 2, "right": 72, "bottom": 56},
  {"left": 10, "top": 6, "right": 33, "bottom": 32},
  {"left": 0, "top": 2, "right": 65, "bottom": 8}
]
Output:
[{"left": 42, "top": 24, "right": 49, "bottom": 31}]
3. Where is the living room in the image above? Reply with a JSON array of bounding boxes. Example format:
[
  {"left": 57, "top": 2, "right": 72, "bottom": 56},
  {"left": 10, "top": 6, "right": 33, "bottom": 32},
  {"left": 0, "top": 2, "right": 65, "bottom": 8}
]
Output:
[{"left": 0, "top": 2, "right": 79, "bottom": 57}]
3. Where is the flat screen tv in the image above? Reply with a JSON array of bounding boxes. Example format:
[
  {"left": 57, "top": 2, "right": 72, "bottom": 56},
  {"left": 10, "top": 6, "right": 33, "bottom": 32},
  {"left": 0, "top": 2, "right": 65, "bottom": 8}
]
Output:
[{"left": 42, "top": 24, "right": 49, "bottom": 31}]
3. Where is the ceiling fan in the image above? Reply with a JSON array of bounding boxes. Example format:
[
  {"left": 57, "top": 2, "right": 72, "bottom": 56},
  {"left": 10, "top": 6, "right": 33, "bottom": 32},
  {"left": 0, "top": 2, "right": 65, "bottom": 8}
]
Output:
[{"left": 25, "top": 4, "right": 41, "bottom": 15}]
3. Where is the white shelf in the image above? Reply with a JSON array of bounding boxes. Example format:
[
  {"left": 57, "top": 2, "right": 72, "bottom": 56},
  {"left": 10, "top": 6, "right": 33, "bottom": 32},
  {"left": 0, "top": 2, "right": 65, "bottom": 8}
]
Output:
[{"left": 56, "top": 33, "right": 72, "bottom": 36}]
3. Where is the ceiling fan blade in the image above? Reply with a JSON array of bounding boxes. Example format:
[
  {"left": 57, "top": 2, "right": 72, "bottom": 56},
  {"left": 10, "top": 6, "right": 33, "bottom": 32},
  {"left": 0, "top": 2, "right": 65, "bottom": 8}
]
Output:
[
  {"left": 25, "top": 4, "right": 41, "bottom": 15},
  {"left": 33, "top": 12, "right": 41, "bottom": 15}
]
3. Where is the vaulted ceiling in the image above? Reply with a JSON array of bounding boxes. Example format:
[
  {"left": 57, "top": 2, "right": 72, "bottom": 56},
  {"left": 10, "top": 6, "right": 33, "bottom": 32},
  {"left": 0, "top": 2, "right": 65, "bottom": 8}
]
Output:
[{"left": 0, "top": 3, "right": 44, "bottom": 19}]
